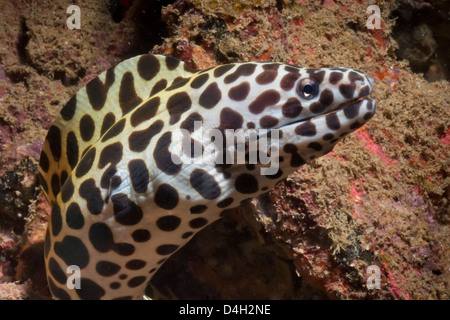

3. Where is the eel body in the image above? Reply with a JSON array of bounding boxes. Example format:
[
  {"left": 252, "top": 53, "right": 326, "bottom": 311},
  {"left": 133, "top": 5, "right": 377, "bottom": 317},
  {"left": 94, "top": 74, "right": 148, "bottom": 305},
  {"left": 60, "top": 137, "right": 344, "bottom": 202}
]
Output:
[{"left": 39, "top": 54, "right": 376, "bottom": 299}]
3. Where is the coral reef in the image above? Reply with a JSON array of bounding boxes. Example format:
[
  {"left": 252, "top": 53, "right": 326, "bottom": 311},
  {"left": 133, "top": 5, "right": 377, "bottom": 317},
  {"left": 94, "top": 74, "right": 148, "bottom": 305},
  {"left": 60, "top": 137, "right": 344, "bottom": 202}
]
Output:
[{"left": 0, "top": 0, "right": 448, "bottom": 299}]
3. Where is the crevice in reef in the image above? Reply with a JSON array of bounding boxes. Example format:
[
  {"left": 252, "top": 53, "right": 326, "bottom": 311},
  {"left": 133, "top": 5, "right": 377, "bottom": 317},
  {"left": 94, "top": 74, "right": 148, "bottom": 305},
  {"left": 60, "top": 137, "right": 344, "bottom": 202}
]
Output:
[
  {"left": 16, "top": 17, "right": 30, "bottom": 66},
  {"left": 126, "top": 0, "right": 177, "bottom": 57},
  {"left": 390, "top": 2, "right": 450, "bottom": 82},
  {"left": 6, "top": 17, "right": 32, "bottom": 86},
  {"left": 0, "top": 159, "right": 38, "bottom": 234}
]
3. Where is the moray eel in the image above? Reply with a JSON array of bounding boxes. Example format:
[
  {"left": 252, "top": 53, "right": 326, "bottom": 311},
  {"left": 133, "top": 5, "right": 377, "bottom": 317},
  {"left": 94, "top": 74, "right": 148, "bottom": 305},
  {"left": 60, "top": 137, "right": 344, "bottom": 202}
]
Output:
[{"left": 39, "top": 54, "right": 376, "bottom": 299}]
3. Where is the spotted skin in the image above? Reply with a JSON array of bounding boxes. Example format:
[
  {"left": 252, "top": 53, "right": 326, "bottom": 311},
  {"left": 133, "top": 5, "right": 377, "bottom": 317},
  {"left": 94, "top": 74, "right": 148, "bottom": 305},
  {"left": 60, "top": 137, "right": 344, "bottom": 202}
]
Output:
[{"left": 39, "top": 54, "right": 376, "bottom": 299}]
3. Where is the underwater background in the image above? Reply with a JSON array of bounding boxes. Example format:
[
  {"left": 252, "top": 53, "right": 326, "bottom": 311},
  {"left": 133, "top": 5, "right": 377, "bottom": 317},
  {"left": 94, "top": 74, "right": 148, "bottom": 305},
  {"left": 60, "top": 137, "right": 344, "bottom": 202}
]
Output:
[{"left": 0, "top": 0, "right": 448, "bottom": 299}]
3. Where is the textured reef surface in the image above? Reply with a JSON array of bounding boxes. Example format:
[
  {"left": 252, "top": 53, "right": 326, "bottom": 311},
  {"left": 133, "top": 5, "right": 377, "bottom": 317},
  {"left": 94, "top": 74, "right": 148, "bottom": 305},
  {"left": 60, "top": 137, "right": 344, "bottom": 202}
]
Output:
[{"left": 0, "top": 0, "right": 448, "bottom": 299}]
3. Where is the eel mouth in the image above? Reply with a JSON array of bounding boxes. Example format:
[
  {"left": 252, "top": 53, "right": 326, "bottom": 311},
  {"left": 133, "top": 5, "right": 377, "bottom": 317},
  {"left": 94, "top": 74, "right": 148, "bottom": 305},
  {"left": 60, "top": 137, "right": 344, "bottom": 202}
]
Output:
[
  {"left": 311, "top": 95, "right": 370, "bottom": 120},
  {"left": 282, "top": 95, "right": 373, "bottom": 128}
]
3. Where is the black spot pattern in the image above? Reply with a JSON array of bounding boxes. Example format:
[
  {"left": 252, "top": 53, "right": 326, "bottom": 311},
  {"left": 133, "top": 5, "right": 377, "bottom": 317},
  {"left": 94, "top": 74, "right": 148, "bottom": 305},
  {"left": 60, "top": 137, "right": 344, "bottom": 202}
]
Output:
[
  {"left": 326, "top": 113, "right": 340, "bottom": 130},
  {"left": 263, "top": 63, "right": 280, "bottom": 70},
  {"left": 259, "top": 115, "right": 279, "bottom": 128},
  {"left": 190, "top": 205, "right": 207, "bottom": 214},
  {"left": 190, "top": 73, "right": 209, "bottom": 88},
  {"left": 60, "top": 95, "right": 77, "bottom": 121},
  {"left": 167, "top": 91, "right": 192, "bottom": 125},
  {"left": 44, "top": 229, "right": 50, "bottom": 258},
  {"left": 76, "top": 278, "right": 106, "bottom": 300},
  {"left": 51, "top": 202, "right": 62, "bottom": 236},
  {"left": 295, "top": 121, "right": 316, "bottom": 136},
  {"left": 329, "top": 71, "right": 343, "bottom": 84},
  {"left": 130, "top": 96, "right": 160, "bottom": 127},
  {"left": 66, "top": 202, "right": 84, "bottom": 229},
  {"left": 282, "top": 98, "right": 302, "bottom": 118},
  {"left": 156, "top": 244, "right": 179, "bottom": 255},
  {"left": 180, "top": 112, "right": 203, "bottom": 132},
  {"left": 54, "top": 236, "right": 89, "bottom": 269},
  {"left": 100, "top": 166, "right": 117, "bottom": 190},
  {"left": 308, "top": 142, "right": 323, "bottom": 151},
  {"left": 128, "top": 159, "right": 149, "bottom": 193},
  {"left": 137, "top": 54, "right": 160, "bottom": 80},
  {"left": 256, "top": 70, "right": 278, "bottom": 84},
  {"left": 249, "top": 90, "right": 280, "bottom": 114},
  {"left": 165, "top": 56, "right": 180, "bottom": 70},
  {"left": 114, "top": 243, "right": 135, "bottom": 256},
  {"left": 131, "top": 229, "right": 151, "bottom": 242},
  {"left": 61, "top": 176, "right": 74, "bottom": 203},
  {"left": 234, "top": 173, "right": 259, "bottom": 194},
  {"left": 86, "top": 69, "right": 115, "bottom": 111},
  {"left": 125, "top": 260, "right": 146, "bottom": 270},
  {"left": 98, "top": 142, "right": 123, "bottom": 169},
  {"left": 49, "top": 258, "right": 67, "bottom": 285},
  {"left": 265, "top": 169, "right": 283, "bottom": 179},
  {"left": 66, "top": 131, "right": 79, "bottom": 170},
  {"left": 154, "top": 184, "right": 179, "bottom": 210},
  {"left": 150, "top": 79, "right": 167, "bottom": 96},
  {"left": 111, "top": 193, "right": 143, "bottom": 225},
  {"left": 189, "top": 217, "right": 208, "bottom": 229},
  {"left": 39, "top": 150, "right": 49, "bottom": 172},
  {"left": 318, "top": 88, "right": 333, "bottom": 107},
  {"left": 48, "top": 277, "right": 71, "bottom": 300},
  {"left": 166, "top": 76, "right": 190, "bottom": 91},
  {"left": 350, "top": 121, "right": 362, "bottom": 130},
  {"left": 307, "top": 70, "right": 326, "bottom": 84},
  {"left": 360, "top": 84, "right": 371, "bottom": 97},
  {"left": 79, "top": 178, "right": 103, "bottom": 215},
  {"left": 217, "top": 197, "right": 233, "bottom": 208},
  {"left": 60, "top": 170, "right": 68, "bottom": 186},
  {"left": 363, "top": 112, "right": 373, "bottom": 120},
  {"left": 224, "top": 64, "right": 257, "bottom": 84},
  {"left": 51, "top": 173, "right": 60, "bottom": 199},
  {"left": 153, "top": 132, "right": 182, "bottom": 175},
  {"left": 339, "top": 84, "right": 355, "bottom": 99},
  {"left": 344, "top": 100, "right": 362, "bottom": 119},
  {"left": 156, "top": 215, "right": 181, "bottom": 231},
  {"left": 113, "top": 295, "right": 133, "bottom": 300},
  {"left": 129, "top": 119, "right": 164, "bottom": 153},
  {"left": 228, "top": 82, "right": 250, "bottom": 101},
  {"left": 280, "top": 72, "right": 300, "bottom": 91},
  {"left": 190, "top": 169, "right": 221, "bottom": 200},
  {"left": 119, "top": 72, "right": 143, "bottom": 116},
  {"left": 218, "top": 107, "right": 244, "bottom": 132},
  {"left": 75, "top": 147, "right": 96, "bottom": 178},
  {"left": 128, "top": 276, "right": 147, "bottom": 288},
  {"left": 199, "top": 82, "right": 221, "bottom": 109},
  {"left": 283, "top": 144, "right": 306, "bottom": 167},
  {"left": 96, "top": 261, "right": 121, "bottom": 276},
  {"left": 348, "top": 71, "right": 364, "bottom": 82},
  {"left": 182, "top": 232, "right": 193, "bottom": 239},
  {"left": 79, "top": 114, "right": 95, "bottom": 142},
  {"left": 47, "top": 125, "right": 62, "bottom": 161},
  {"left": 89, "top": 223, "right": 114, "bottom": 252},
  {"left": 213, "top": 64, "right": 235, "bottom": 77},
  {"left": 101, "top": 118, "right": 126, "bottom": 142}
]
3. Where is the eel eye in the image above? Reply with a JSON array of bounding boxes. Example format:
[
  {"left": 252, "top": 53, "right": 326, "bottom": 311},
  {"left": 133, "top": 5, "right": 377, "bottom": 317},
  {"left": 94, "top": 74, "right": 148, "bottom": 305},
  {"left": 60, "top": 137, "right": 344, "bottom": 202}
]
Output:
[{"left": 297, "top": 79, "right": 318, "bottom": 99}]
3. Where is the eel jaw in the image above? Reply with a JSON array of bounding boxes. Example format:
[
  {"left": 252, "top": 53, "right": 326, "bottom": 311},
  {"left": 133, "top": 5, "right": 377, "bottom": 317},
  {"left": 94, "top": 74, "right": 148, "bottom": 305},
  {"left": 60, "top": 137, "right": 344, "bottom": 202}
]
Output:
[{"left": 312, "top": 95, "right": 372, "bottom": 120}]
